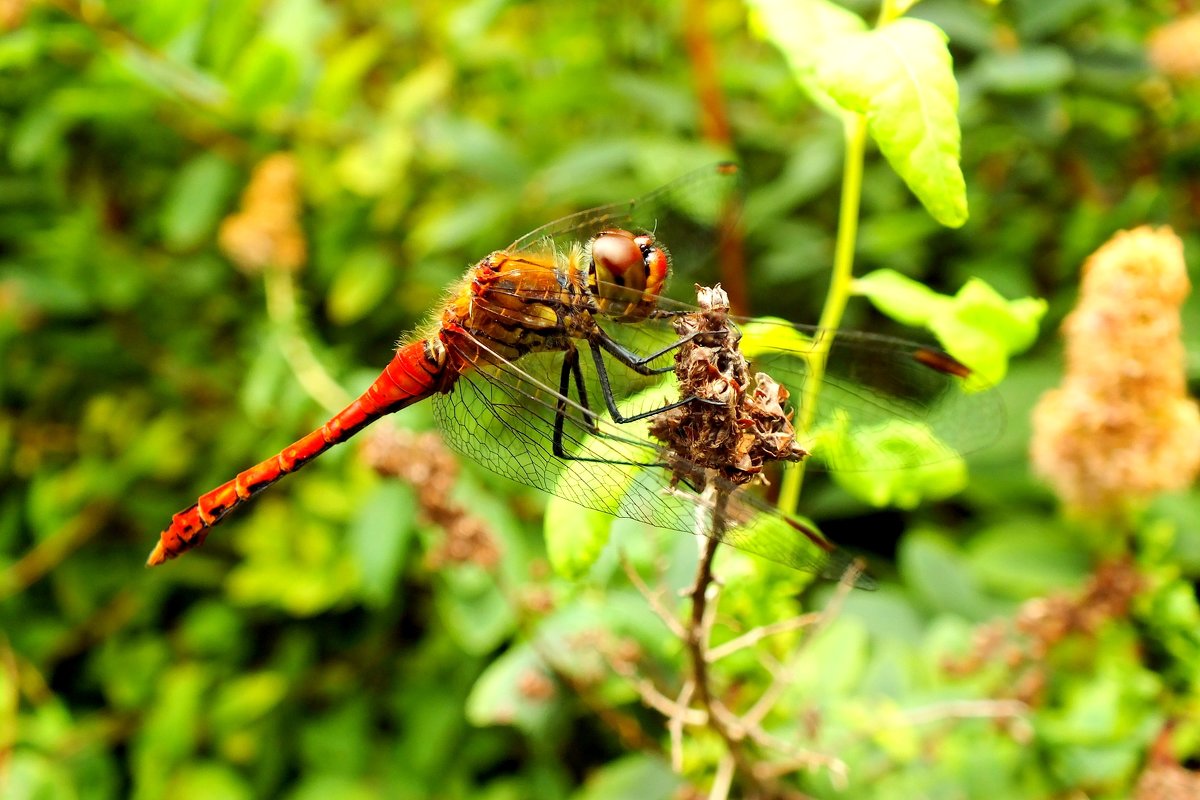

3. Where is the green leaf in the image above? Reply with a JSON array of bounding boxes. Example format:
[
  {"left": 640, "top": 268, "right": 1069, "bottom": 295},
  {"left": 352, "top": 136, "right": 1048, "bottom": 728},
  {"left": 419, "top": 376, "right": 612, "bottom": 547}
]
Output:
[
  {"left": 789, "top": 616, "right": 870, "bottom": 698},
  {"left": 169, "top": 764, "right": 254, "bottom": 800},
  {"left": 746, "top": 0, "right": 867, "bottom": 114},
  {"left": 852, "top": 269, "right": 949, "bottom": 328},
  {"left": 465, "top": 644, "right": 560, "bottom": 736},
  {"left": 973, "top": 47, "right": 1075, "bottom": 95},
  {"left": 326, "top": 247, "right": 396, "bottom": 325},
  {"left": 813, "top": 19, "right": 968, "bottom": 227},
  {"left": 544, "top": 495, "right": 614, "bottom": 580},
  {"left": 348, "top": 481, "right": 414, "bottom": 607},
  {"left": 572, "top": 755, "right": 683, "bottom": 800},
  {"left": 899, "top": 530, "right": 997, "bottom": 619},
  {"left": 211, "top": 672, "right": 289, "bottom": 730},
  {"left": 229, "top": 38, "right": 299, "bottom": 110},
  {"left": 855, "top": 270, "right": 1047, "bottom": 384},
  {"left": 740, "top": 316, "right": 813, "bottom": 358},
  {"left": 929, "top": 279, "right": 1047, "bottom": 384},
  {"left": 160, "top": 153, "right": 236, "bottom": 252},
  {"left": 966, "top": 520, "right": 1090, "bottom": 598},
  {"left": 815, "top": 411, "right": 967, "bottom": 508},
  {"left": 312, "top": 32, "right": 389, "bottom": 118}
]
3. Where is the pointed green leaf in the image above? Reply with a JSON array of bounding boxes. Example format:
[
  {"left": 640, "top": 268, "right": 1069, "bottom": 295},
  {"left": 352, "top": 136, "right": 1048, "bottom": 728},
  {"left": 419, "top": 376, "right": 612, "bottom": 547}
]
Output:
[
  {"left": 856, "top": 271, "right": 1047, "bottom": 385},
  {"left": 815, "top": 412, "right": 967, "bottom": 509},
  {"left": 813, "top": 19, "right": 968, "bottom": 227},
  {"left": 544, "top": 495, "right": 614, "bottom": 580},
  {"left": 745, "top": 0, "right": 867, "bottom": 113},
  {"left": 852, "top": 269, "right": 949, "bottom": 328}
]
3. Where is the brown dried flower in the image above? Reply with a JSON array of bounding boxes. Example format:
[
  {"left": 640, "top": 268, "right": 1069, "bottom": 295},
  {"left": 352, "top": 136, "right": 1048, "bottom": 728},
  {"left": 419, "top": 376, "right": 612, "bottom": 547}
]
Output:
[
  {"left": 0, "top": 0, "right": 26, "bottom": 31},
  {"left": 1031, "top": 226, "right": 1200, "bottom": 513},
  {"left": 1148, "top": 14, "right": 1200, "bottom": 81},
  {"left": 361, "top": 427, "right": 501, "bottom": 570},
  {"left": 649, "top": 284, "right": 806, "bottom": 487},
  {"left": 218, "top": 153, "right": 307, "bottom": 273},
  {"left": 944, "top": 559, "right": 1142, "bottom": 706}
]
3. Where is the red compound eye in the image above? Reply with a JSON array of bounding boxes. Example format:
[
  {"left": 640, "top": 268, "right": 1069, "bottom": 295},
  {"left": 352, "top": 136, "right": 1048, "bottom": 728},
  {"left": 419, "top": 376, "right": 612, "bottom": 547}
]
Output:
[{"left": 589, "top": 229, "right": 669, "bottom": 304}]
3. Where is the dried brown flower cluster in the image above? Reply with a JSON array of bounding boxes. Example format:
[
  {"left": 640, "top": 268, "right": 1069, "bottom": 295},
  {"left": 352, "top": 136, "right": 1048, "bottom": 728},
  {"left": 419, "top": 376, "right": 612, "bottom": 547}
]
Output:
[
  {"left": 1135, "top": 763, "right": 1200, "bottom": 800},
  {"left": 0, "top": 0, "right": 26, "bottom": 31},
  {"left": 218, "top": 153, "right": 307, "bottom": 274},
  {"left": 1031, "top": 226, "right": 1200, "bottom": 513},
  {"left": 944, "top": 559, "right": 1142, "bottom": 705},
  {"left": 361, "top": 427, "right": 500, "bottom": 570},
  {"left": 1148, "top": 14, "right": 1200, "bottom": 81},
  {"left": 648, "top": 285, "right": 807, "bottom": 486}
]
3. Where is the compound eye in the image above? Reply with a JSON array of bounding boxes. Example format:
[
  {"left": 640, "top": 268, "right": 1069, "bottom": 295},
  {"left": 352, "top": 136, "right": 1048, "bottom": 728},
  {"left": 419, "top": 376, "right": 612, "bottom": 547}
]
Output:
[
  {"left": 633, "top": 235, "right": 668, "bottom": 291},
  {"left": 591, "top": 231, "right": 646, "bottom": 290}
]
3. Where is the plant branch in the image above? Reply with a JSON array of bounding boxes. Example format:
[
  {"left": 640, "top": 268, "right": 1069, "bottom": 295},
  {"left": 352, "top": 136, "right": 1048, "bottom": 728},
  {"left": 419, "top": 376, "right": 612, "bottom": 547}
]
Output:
[
  {"left": 779, "top": 111, "right": 869, "bottom": 514},
  {"left": 685, "top": 486, "right": 770, "bottom": 795},
  {"left": 263, "top": 267, "right": 353, "bottom": 413},
  {"left": 621, "top": 553, "right": 688, "bottom": 639}
]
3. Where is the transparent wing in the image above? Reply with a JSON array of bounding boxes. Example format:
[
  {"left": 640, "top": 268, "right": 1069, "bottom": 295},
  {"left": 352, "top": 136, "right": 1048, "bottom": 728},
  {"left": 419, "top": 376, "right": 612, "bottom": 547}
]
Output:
[
  {"left": 594, "top": 302, "right": 1004, "bottom": 472},
  {"left": 430, "top": 332, "right": 867, "bottom": 586},
  {"left": 505, "top": 162, "right": 741, "bottom": 282}
]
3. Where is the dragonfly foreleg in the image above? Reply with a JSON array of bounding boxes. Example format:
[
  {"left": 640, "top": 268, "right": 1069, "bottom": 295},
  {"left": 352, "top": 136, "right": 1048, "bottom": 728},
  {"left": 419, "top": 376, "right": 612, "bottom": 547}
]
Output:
[
  {"left": 591, "top": 327, "right": 724, "bottom": 376},
  {"left": 557, "top": 346, "right": 601, "bottom": 435},
  {"left": 587, "top": 339, "right": 723, "bottom": 425},
  {"left": 551, "top": 347, "right": 665, "bottom": 468}
]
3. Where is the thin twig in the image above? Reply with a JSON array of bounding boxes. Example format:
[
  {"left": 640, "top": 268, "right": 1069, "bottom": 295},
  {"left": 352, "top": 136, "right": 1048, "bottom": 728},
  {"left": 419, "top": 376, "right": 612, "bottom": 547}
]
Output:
[
  {"left": 901, "top": 699, "right": 1031, "bottom": 728},
  {"left": 621, "top": 552, "right": 687, "bottom": 639},
  {"left": 686, "top": 486, "right": 771, "bottom": 795},
  {"left": 670, "top": 681, "right": 696, "bottom": 772},
  {"left": 0, "top": 503, "right": 110, "bottom": 600},
  {"left": 741, "top": 563, "right": 858, "bottom": 730},
  {"left": 709, "top": 753, "right": 736, "bottom": 800},
  {"left": 604, "top": 648, "right": 707, "bottom": 725},
  {"left": 707, "top": 612, "right": 823, "bottom": 662}
]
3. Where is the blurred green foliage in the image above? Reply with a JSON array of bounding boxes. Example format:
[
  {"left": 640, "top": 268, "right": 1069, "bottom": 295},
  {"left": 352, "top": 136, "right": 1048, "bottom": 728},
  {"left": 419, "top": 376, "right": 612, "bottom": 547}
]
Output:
[{"left": 3, "top": 0, "right": 1200, "bottom": 798}]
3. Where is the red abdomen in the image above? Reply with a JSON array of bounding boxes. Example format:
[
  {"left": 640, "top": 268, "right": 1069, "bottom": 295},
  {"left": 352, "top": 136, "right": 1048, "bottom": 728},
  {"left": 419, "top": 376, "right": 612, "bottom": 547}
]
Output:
[{"left": 149, "top": 339, "right": 449, "bottom": 566}]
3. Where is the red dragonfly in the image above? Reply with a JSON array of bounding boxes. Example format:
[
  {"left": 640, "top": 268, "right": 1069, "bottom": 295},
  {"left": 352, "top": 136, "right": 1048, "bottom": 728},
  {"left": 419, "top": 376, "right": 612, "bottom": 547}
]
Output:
[{"left": 149, "top": 164, "right": 1001, "bottom": 583}]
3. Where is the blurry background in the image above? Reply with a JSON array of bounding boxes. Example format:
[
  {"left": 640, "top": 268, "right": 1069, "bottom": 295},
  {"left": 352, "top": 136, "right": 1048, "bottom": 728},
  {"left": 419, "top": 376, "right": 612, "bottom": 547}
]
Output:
[{"left": 2, "top": 1, "right": 1200, "bottom": 798}]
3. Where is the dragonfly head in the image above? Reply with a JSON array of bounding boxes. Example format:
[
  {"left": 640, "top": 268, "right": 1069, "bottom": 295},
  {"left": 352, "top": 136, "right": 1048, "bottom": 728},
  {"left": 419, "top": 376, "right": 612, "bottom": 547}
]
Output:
[{"left": 588, "top": 229, "right": 669, "bottom": 319}]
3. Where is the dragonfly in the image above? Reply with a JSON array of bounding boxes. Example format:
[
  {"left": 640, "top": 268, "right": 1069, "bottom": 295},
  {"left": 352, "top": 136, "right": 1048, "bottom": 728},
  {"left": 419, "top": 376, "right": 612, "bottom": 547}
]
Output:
[{"left": 149, "top": 163, "right": 1002, "bottom": 584}]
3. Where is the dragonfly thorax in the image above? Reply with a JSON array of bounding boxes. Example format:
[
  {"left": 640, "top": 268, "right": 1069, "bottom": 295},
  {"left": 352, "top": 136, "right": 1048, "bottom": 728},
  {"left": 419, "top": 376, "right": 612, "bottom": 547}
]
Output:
[{"left": 587, "top": 229, "right": 669, "bottom": 322}]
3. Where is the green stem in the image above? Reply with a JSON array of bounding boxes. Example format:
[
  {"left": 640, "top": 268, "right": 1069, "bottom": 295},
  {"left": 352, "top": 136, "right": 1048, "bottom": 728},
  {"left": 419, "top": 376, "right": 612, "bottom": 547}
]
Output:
[
  {"left": 263, "top": 267, "right": 352, "bottom": 413},
  {"left": 778, "top": 112, "right": 868, "bottom": 515}
]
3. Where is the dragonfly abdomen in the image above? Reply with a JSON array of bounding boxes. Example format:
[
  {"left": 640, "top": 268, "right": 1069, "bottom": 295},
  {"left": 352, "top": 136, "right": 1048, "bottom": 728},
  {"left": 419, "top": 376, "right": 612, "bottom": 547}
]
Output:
[{"left": 147, "top": 338, "right": 450, "bottom": 566}]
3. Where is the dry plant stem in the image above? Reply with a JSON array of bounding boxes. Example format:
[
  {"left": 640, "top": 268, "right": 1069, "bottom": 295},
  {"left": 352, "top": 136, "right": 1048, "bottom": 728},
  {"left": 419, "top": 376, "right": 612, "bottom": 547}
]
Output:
[
  {"left": 670, "top": 682, "right": 696, "bottom": 772},
  {"left": 0, "top": 503, "right": 109, "bottom": 600},
  {"left": 706, "top": 612, "right": 823, "bottom": 662},
  {"left": 901, "top": 698, "right": 1030, "bottom": 727},
  {"left": 686, "top": 491, "right": 766, "bottom": 796},
  {"left": 621, "top": 553, "right": 688, "bottom": 639},
  {"left": 743, "top": 567, "right": 856, "bottom": 731},
  {"left": 605, "top": 650, "right": 707, "bottom": 725},
  {"left": 710, "top": 753, "right": 737, "bottom": 800}
]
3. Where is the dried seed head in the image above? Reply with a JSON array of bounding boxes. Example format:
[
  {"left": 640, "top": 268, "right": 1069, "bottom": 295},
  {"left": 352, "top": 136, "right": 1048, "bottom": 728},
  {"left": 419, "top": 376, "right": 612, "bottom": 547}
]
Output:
[
  {"left": 362, "top": 427, "right": 501, "bottom": 570},
  {"left": 1148, "top": 14, "right": 1200, "bottom": 81},
  {"left": 0, "top": 0, "right": 26, "bottom": 31},
  {"left": 649, "top": 285, "right": 806, "bottom": 487},
  {"left": 1031, "top": 226, "right": 1200, "bottom": 513},
  {"left": 218, "top": 153, "right": 307, "bottom": 273}
]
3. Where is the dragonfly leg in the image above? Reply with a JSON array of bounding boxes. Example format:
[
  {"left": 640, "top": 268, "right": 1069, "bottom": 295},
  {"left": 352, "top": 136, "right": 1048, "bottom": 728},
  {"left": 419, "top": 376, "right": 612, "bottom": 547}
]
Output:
[
  {"left": 557, "top": 346, "right": 601, "bottom": 436},
  {"left": 587, "top": 339, "right": 722, "bottom": 424},
  {"left": 551, "top": 348, "right": 665, "bottom": 468},
  {"left": 592, "top": 327, "right": 723, "bottom": 376}
]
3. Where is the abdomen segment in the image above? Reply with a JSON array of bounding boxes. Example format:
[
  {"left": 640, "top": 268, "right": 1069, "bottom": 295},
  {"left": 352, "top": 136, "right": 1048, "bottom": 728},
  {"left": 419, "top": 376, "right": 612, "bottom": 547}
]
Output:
[{"left": 148, "top": 339, "right": 448, "bottom": 566}]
